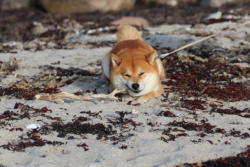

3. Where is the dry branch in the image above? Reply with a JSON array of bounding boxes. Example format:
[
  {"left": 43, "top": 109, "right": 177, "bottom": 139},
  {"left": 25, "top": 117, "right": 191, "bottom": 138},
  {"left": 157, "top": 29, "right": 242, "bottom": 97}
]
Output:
[
  {"left": 35, "top": 89, "right": 127, "bottom": 103},
  {"left": 159, "top": 34, "right": 215, "bottom": 59},
  {"left": 159, "top": 19, "right": 250, "bottom": 59}
]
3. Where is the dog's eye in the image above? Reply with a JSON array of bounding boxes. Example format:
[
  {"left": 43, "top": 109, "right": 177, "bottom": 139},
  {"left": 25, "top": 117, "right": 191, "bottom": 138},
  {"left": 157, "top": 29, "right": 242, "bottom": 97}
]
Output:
[
  {"left": 139, "top": 72, "right": 145, "bottom": 76},
  {"left": 124, "top": 74, "right": 131, "bottom": 77}
]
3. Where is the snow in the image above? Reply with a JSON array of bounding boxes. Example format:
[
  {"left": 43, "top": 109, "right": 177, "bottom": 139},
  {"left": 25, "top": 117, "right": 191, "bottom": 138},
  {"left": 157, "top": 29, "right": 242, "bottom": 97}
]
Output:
[{"left": 0, "top": 21, "right": 249, "bottom": 167}]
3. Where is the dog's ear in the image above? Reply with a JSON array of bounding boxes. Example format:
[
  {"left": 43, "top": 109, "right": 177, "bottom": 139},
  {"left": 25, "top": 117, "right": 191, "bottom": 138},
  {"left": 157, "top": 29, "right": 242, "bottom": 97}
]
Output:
[
  {"left": 145, "top": 51, "right": 157, "bottom": 65},
  {"left": 111, "top": 53, "right": 121, "bottom": 67}
]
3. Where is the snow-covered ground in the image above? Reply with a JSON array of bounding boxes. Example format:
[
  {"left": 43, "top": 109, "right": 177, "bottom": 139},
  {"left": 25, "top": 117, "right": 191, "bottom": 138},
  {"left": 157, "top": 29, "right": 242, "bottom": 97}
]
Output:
[{"left": 0, "top": 17, "right": 249, "bottom": 167}]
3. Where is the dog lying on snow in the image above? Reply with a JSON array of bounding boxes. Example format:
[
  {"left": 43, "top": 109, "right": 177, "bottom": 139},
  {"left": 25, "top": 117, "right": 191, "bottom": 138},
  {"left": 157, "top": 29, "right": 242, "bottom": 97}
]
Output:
[{"left": 102, "top": 25, "right": 165, "bottom": 104}]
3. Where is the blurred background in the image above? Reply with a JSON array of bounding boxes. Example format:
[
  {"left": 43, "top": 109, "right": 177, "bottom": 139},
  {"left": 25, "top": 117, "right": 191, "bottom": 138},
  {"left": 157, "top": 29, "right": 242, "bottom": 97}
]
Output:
[
  {"left": 0, "top": 0, "right": 246, "bottom": 11},
  {"left": 0, "top": 0, "right": 249, "bottom": 44}
]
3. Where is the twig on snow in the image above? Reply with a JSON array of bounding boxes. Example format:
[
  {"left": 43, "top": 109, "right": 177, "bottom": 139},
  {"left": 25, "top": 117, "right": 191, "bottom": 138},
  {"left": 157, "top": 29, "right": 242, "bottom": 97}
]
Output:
[
  {"left": 35, "top": 89, "right": 127, "bottom": 103},
  {"left": 159, "top": 19, "right": 250, "bottom": 59}
]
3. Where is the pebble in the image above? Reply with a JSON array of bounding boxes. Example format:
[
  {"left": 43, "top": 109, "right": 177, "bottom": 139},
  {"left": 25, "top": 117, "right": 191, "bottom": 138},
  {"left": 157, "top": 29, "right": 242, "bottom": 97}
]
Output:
[
  {"left": 26, "top": 124, "right": 41, "bottom": 130},
  {"left": 207, "top": 11, "right": 222, "bottom": 20},
  {"left": 132, "top": 109, "right": 139, "bottom": 114}
]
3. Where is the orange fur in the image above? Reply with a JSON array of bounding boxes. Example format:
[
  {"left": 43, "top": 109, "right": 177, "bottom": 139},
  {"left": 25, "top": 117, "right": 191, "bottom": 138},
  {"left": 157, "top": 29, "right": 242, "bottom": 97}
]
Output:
[{"left": 102, "top": 25, "right": 165, "bottom": 104}]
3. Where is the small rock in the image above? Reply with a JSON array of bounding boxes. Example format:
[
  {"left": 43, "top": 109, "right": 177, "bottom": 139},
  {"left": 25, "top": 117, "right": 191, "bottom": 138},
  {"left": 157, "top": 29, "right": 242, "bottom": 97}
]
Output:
[
  {"left": 213, "top": 56, "right": 227, "bottom": 64},
  {"left": 47, "top": 41, "right": 57, "bottom": 49},
  {"left": 3, "top": 41, "right": 17, "bottom": 47},
  {"left": 24, "top": 39, "right": 46, "bottom": 51},
  {"left": 132, "top": 109, "right": 139, "bottom": 114},
  {"left": 26, "top": 124, "right": 41, "bottom": 130},
  {"left": 168, "top": 93, "right": 179, "bottom": 101},
  {"left": 24, "top": 41, "right": 38, "bottom": 50},
  {"left": 207, "top": 11, "right": 222, "bottom": 20},
  {"left": 32, "top": 22, "right": 48, "bottom": 35}
]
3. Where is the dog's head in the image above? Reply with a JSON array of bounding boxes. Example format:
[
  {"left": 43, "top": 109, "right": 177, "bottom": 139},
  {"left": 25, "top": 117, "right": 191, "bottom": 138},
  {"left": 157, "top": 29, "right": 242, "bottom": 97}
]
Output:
[{"left": 110, "top": 51, "right": 159, "bottom": 96}]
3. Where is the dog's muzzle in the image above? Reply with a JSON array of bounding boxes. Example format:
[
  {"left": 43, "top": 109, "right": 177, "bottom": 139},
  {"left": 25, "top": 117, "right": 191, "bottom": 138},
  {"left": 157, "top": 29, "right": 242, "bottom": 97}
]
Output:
[{"left": 126, "top": 83, "right": 142, "bottom": 94}]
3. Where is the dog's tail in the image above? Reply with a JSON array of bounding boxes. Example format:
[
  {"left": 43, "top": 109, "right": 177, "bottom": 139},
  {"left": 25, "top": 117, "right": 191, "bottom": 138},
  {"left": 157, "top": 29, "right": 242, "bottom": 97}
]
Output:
[{"left": 116, "top": 25, "right": 142, "bottom": 43}]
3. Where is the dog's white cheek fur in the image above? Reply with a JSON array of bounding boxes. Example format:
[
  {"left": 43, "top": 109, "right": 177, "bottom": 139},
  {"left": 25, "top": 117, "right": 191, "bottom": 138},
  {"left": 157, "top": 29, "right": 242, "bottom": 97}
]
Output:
[{"left": 112, "top": 75, "right": 127, "bottom": 90}]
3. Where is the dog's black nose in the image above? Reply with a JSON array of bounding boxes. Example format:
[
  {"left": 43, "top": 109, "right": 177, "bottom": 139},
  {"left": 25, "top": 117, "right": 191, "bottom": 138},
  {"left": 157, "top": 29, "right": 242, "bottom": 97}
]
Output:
[{"left": 132, "top": 83, "right": 139, "bottom": 90}]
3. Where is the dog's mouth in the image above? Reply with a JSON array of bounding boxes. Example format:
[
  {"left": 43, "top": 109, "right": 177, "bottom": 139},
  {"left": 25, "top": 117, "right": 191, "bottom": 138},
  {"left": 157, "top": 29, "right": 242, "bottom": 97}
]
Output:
[
  {"left": 131, "top": 89, "right": 142, "bottom": 93},
  {"left": 126, "top": 84, "right": 142, "bottom": 94}
]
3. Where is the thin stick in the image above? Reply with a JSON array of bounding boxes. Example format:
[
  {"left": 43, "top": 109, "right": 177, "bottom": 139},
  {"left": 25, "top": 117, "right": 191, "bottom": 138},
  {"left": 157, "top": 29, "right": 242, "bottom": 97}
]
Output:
[
  {"left": 241, "top": 20, "right": 250, "bottom": 26},
  {"left": 90, "top": 89, "right": 126, "bottom": 100},
  {"left": 35, "top": 89, "right": 127, "bottom": 103},
  {"left": 159, "top": 34, "right": 216, "bottom": 59},
  {"left": 159, "top": 19, "right": 250, "bottom": 59},
  {"left": 35, "top": 92, "right": 92, "bottom": 103}
]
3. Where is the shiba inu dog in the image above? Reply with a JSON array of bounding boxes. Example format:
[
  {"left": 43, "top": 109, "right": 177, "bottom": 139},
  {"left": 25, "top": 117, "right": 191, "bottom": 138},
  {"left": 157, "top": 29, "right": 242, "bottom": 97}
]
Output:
[{"left": 102, "top": 25, "right": 165, "bottom": 104}]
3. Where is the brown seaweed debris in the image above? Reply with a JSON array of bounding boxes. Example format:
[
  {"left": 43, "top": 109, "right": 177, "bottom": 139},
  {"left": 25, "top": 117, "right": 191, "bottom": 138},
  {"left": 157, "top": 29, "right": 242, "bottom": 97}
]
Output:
[
  {"left": 0, "top": 58, "right": 19, "bottom": 75},
  {"left": 181, "top": 99, "right": 205, "bottom": 110},
  {"left": 0, "top": 110, "right": 20, "bottom": 121},
  {"left": 167, "top": 120, "right": 250, "bottom": 139},
  {"left": 106, "top": 111, "right": 141, "bottom": 144},
  {"left": 157, "top": 110, "right": 177, "bottom": 117},
  {"left": 0, "top": 129, "right": 64, "bottom": 152},
  {"left": 204, "top": 18, "right": 239, "bottom": 25},
  {"left": 163, "top": 55, "right": 250, "bottom": 102},
  {"left": 0, "top": 3, "right": 216, "bottom": 43},
  {"left": 227, "top": 129, "right": 250, "bottom": 139},
  {"left": 50, "top": 116, "right": 133, "bottom": 145},
  {"left": 0, "top": 65, "right": 98, "bottom": 100},
  {"left": 161, "top": 133, "right": 188, "bottom": 143},
  {"left": 14, "top": 103, "right": 61, "bottom": 121},
  {"left": 120, "top": 144, "right": 128, "bottom": 149},
  {"left": 14, "top": 102, "right": 51, "bottom": 113},
  {"left": 180, "top": 145, "right": 250, "bottom": 167},
  {"left": 51, "top": 121, "right": 116, "bottom": 140},
  {"left": 108, "top": 111, "right": 142, "bottom": 129},
  {"left": 161, "top": 127, "right": 188, "bottom": 143},
  {"left": 0, "top": 86, "right": 60, "bottom": 100},
  {"left": 41, "top": 65, "right": 99, "bottom": 77},
  {"left": 204, "top": 84, "right": 250, "bottom": 102},
  {"left": 80, "top": 110, "right": 102, "bottom": 119},
  {"left": 0, "top": 103, "right": 59, "bottom": 122},
  {"left": 211, "top": 107, "right": 250, "bottom": 118},
  {"left": 167, "top": 120, "right": 216, "bottom": 133},
  {"left": 77, "top": 143, "right": 89, "bottom": 151}
]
